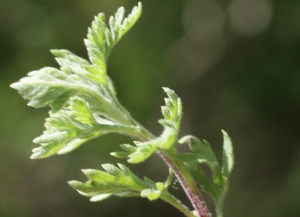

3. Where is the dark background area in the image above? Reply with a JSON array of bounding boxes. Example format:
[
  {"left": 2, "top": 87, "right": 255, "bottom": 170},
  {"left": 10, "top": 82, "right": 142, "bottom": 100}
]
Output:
[{"left": 1, "top": 0, "right": 300, "bottom": 216}]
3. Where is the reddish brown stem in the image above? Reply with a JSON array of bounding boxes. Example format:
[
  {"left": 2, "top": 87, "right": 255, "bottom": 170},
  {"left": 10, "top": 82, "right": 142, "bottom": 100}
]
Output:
[
  {"left": 156, "top": 150, "right": 211, "bottom": 217},
  {"left": 133, "top": 123, "right": 211, "bottom": 217}
]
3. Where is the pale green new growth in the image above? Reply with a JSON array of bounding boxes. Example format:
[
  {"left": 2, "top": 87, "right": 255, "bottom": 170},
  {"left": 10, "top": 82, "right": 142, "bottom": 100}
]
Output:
[
  {"left": 111, "top": 87, "right": 182, "bottom": 163},
  {"left": 11, "top": 3, "right": 144, "bottom": 159},
  {"left": 10, "top": 3, "right": 234, "bottom": 217},
  {"left": 68, "top": 163, "right": 169, "bottom": 202}
]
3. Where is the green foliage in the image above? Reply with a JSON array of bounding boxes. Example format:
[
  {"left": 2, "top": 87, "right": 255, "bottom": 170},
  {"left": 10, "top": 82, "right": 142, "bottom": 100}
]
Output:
[
  {"left": 30, "top": 96, "right": 139, "bottom": 159},
  {"left": 111, "top": 87, "right": 182, "bottom": 163},
  {"left": 11, "top": 2, "right": 144, "bottom": 158},
  {"left": 179, "top": 131, "right": 234, "bottom": 215},
  {"left": 69, "top": 163, "right": 168, "bottom": 202},
  {"left": 10, "top": 2, "right": 234, "bottom": 217}
]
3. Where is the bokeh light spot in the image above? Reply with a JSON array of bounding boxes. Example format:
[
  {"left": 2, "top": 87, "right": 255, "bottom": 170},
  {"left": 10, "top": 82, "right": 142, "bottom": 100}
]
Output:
[{"left": 228, "top": 0, "right": 273, "bottom": 37}]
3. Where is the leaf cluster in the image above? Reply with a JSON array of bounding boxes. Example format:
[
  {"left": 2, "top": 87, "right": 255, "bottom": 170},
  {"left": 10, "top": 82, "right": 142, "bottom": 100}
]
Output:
[
  {"left": 11, "top": 3, "right": 143, "bottom": 159},
  {"left": 10, "top": 2, "right": 234, "bottom": 217}
]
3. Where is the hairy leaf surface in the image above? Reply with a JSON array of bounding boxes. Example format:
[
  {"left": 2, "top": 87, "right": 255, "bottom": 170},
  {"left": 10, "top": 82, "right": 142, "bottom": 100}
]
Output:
[{"left": 11, "top": 3, "right": 144, "bottom": 158}]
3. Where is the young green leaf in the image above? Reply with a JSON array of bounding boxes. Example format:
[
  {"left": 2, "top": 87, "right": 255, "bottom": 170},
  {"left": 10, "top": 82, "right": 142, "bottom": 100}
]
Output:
[
  {"left": 69, "top": 163, "right": 170, "bottom": 203},
  {"left": 68, "top": 164, "right": 146, "bottom": 199},
  {"left": 10, "top": 67, "right": 99, "bottom": 111},
  {"left": 31, "top": 96, "right": 142, "bottom": 159},
  {"left": 9, "top": 62, "right": 130, "bottom": 125},
  {"left": 178, "top": 135, "right": 220, "bottom": 174},
  {"left": 185, "top": 164, "right": 217, "bottom": 198},
  {"left": 112, "top": 87, "right": 182, "bottom": 164},
  {"left": 31, "top": 104, "right": 100, "bottom": 159},
  {"left": 51, "top": 49, "right": 106, "bottom": 85},
  {"left": 86, "top": 2, "right": 142, "bottom": 61},
  {"left": 179, "top": 132, "right": 234, "bottom": 217}
]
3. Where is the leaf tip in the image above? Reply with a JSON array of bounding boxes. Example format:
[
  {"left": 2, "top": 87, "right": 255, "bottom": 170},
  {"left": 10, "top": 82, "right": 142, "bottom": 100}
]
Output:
[
  {"left": 137, "top": 2, "right": 142, "bottom": 9},
  {"left": 81, "top": 169, "right": 89, "bottom": 174},
  {"left": 10, "top": 82, "right": 20, "bottom": 90},
  {"left": 90, "top": 193, "right": 112, "bottom": 202},
  {"left": 221, "top": 129, "right": 234, "bottom": 177}
]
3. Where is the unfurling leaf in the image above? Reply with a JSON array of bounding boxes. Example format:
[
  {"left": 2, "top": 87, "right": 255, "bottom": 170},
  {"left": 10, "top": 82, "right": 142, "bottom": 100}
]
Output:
[
  {"left": 11, "top": 3, "right": 145, "bottom": 159},
  {"left": 112, "top": 87, "right": 182, "bottom": 164}
]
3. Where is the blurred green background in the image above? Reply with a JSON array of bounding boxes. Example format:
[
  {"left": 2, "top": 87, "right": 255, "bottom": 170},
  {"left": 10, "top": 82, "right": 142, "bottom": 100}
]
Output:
[{"left": 1, "top": 0, "right": 300, "bottom": 216}]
